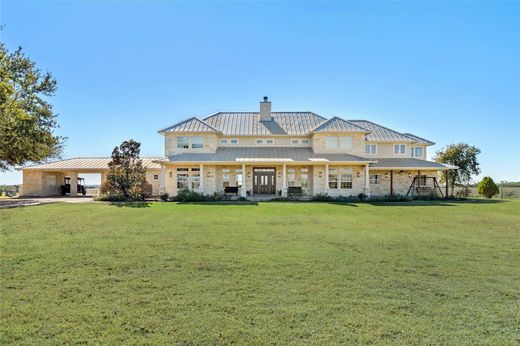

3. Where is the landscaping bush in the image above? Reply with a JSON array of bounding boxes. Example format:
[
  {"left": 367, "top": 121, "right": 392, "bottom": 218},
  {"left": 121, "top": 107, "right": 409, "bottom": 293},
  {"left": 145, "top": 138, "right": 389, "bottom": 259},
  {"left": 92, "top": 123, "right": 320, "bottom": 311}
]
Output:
[
  {"left": 159, "top": 192, "right": 169, "bottom": 202},
  {"left": 478, "top": 176, "right": 499, "bottom": 199},
  {"left": 311, "top": 193, "right": 332, "bottom": 202},
  {"left": 172, "top": 189, "right": 208, "bottom": 202}
]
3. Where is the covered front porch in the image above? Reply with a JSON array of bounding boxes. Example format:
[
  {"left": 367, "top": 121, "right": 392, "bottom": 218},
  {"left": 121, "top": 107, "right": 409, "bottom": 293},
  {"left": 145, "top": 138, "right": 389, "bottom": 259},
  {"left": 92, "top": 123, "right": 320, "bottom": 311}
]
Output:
[{"left": 159, "top": 163, "right": 373, "bottom": 198}]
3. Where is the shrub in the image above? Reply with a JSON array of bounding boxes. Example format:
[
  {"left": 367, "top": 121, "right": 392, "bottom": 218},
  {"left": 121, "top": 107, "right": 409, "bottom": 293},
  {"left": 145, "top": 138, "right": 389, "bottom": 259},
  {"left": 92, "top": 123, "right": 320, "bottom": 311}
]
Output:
[
  {"left": 159, "top": 192, "right": 169, "bottom": 202},
  {"left": 311, "top": 193, "right": 332, "bottom": 202},
  {"left": 478, "top": 177, "right": 499, "bottom": 199},
  {"left": 455, "top": 188, "right": 470, "bottom": 198},
  {"left": 172, "top": 189, "right": 207, "bottom": 202}
]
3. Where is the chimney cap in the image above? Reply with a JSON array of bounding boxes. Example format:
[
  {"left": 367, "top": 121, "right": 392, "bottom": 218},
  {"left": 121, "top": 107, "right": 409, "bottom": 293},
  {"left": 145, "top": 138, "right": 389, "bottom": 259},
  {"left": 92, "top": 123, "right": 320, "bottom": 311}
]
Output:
[{"left": 263, "top": 96, "right": 268, "bottom": 102}]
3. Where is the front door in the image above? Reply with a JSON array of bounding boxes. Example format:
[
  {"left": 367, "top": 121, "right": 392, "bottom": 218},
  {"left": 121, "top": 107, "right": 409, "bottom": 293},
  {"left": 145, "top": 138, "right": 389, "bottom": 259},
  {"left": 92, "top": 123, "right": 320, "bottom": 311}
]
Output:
[{"left": 253, "top": 168, "right": 276, "bottom": 195}]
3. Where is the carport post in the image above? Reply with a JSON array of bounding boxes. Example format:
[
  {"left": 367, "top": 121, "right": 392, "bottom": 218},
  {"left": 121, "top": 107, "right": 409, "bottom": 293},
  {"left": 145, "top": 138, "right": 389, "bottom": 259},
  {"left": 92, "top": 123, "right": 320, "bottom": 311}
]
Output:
[{"left": 69, "top": 172, "right": 78, "bottom": 196}]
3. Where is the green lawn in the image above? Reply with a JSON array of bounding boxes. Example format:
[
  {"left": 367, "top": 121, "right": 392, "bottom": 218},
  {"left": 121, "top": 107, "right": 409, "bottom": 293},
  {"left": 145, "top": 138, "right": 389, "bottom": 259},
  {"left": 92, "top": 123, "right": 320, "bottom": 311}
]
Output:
[{"left": 1, "top": 200, "right": 519, "bottom": 345}]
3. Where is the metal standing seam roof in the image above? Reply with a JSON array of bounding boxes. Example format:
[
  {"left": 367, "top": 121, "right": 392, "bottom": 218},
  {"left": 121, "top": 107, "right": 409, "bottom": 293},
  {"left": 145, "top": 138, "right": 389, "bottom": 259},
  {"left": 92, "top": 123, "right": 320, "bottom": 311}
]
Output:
[
  {"left": 349, "top": 120, "right": 416, "bottom": 142},
  {"left": 402, "top": 133, "right": 435, "bottom": 145},
  {"left": 308, "top": 117, "right": 369, "bottom": 133},
  {"left": 159, "top": 117, "right": 220, "bottom": 133},
  {"left": 167, "top": 147, "right": 373, "bottom": 163},
  {"left": 20, "top": 157, "right": 163, "bottom": 170},
  {"left": 202, "top": 112, "right": 327, "bottom": 135},
  {"left": 369, "top": 158, "right": 452, "bottom": 169}
]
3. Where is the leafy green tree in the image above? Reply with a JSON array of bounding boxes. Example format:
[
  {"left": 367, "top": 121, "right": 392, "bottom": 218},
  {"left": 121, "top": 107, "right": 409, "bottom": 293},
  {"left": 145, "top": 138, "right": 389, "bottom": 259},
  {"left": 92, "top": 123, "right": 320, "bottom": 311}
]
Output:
[
  {"left": 478, "top": 177, "right": 499, "bottom": 199},
  {"left": 434, "top": 143, "right": 481, "bottom": 194},
  {"left": 101, "top": 140, "right": 152, "bottom": 201},
  {"left": 0, "top": 41, "right": 64, "bottom": 171}
]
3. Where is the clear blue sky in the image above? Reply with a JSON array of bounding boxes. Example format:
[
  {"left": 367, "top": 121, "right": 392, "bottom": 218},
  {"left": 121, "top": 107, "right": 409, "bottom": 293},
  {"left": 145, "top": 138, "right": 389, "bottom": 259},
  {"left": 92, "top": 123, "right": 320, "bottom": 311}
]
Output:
[{"left": 1, "top": 1, "right": 519, "bottom": 185}]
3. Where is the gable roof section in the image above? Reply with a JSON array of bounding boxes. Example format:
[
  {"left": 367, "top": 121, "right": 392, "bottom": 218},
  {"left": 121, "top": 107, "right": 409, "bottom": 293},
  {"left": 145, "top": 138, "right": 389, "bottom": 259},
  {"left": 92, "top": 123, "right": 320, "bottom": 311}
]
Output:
[
  {"left": 349, "top": 120, "right": 415, "bottom": 142},
  {"left": 203, "top": 112, "right": 327, "bottom": 135},
  {"left": 158, "top": 117, "right": 220, "bottom": 133},
  {"left": 402, "top": 133, "right": 435, "bottom": 145},
  {"left": 309, "top": 116, "right": 369, "bottom": 134}
]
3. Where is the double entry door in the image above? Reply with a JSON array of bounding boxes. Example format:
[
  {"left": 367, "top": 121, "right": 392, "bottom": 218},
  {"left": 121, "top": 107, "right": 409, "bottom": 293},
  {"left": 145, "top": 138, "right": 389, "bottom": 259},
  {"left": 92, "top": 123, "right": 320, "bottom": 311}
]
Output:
[{"left": 253, "top": 168, "right": 276, "bottom": 195}]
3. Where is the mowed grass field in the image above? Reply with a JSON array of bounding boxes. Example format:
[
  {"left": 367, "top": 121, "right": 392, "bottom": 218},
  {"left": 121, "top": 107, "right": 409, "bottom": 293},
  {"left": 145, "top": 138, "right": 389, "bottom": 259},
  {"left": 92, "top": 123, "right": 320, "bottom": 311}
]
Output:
[{"left": 1, "top": 200, "right": 519, "bottom": 345}]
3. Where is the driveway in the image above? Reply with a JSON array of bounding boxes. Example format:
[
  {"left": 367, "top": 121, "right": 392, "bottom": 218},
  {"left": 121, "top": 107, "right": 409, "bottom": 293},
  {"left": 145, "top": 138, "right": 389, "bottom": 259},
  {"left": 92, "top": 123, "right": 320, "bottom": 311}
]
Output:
[{"left": 0, "top": 196, "right": 95, "bottom": 208}]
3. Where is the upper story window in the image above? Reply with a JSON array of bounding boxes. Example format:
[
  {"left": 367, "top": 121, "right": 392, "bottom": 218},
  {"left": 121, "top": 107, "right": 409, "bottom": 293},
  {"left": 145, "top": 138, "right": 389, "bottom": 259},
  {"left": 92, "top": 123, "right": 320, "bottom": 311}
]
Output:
[
  {"left": 191, "top": 137, "right": 204, "bottom": 149},
  {"left": 177, "top": 137, "right": 189, "bottom": 149},
  {"left": 256, "top": 138, "right": 274, "bottom": 145},
  {"left": 411, "top": 146, "right": 423, "bottom": 158},
  {"left": 177, "top": 136, "right": 203, "bottom": 149},
  {"left": 325, "top": 136, "right": 353, "bottom": 150},
  {"left": 220, "top": 138, "right": 239, "bottom": 145},
  {"left": 291, "top": 139, "right": 299, "bottom": 144},
  {"left": 394, "top": 144, "right": 406, "bottom": 155},
  {"left": 302, "top": 139, "right": 309, "bottom": 144},
  {"left": 365, "top": 144, "right": 377, "bottom": 155}
]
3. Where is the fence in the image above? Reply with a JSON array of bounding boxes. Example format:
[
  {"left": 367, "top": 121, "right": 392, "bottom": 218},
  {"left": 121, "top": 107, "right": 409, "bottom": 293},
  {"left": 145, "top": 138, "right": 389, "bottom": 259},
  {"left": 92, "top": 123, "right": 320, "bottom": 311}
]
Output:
[{"left": 451, "top": 186, "right": 520, "bottom": 199}]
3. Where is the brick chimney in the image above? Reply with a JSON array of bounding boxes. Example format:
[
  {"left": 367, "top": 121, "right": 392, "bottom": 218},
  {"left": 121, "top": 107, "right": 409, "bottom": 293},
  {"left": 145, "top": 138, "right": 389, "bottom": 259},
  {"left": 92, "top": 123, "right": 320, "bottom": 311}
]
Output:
[{"left": 259, "top": 96, "right": 272, "bottom": 121}]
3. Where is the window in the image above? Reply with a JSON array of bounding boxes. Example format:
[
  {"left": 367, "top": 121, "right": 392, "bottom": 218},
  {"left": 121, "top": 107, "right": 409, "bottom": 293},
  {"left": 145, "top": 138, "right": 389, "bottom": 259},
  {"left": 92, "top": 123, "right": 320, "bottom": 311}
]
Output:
[
  {"left": 191, "top": 137, "right": 204, "bottom": 149},
  {"left": 339, "top": 136, "right": 353, "bottom": 149},
  {"left": 418, "top": 175, "right": 427, "bottom": 186},
  {"left": 365, "top": 144, "right": 377, "bottom": 155},
  {"left": 302, "top": 139, "right": 309, "bottom": 144},
  {"left": 287, "top": 168, "right": 296, "bottom": 187},
  {"left": 325, "top": 136, "right": 353, "bottom": 149},
  {"left": 153, "top": 174, "right": 159, "bottom": 180},
  {"left": 220, "top": 139, "right": 228, "bottom": 144},
  {"left": 256, "top": 138, "right": 274, "bottom": 144},
  {"left": 222, "top": 168, "right": 230, "bottom": 188},
  {"left": 177, "top": 137, "right": 189, "bottom": 149},
  {"left": 369, "top": 174, "right": 379, "bottom": 184},
  {"left": 340, "top": 174, "right": 353, "bottom": 189},
  {"left": 236, "top": 168, "right": 243, "bottom": 187},
  {"left": 230, "top": 139, "right": 238, "bottom": 144},
  {"left": 394, "top": 144, "right": 406, "bottom": 155},
  {"left": 191, "top": 169, "right": 200, "bottom": 189},
  {"left": 411, "top": 146, "right": 423, "bottom": 158},
  {"left": 328, "top": 168, "right": 338, "bottom": 189},
  {"left": 291, "top": 139, "right": 299, "bottom": 144},
  {"left": 301, "top": 168, "right": 308, "bottom": 188},
  {"left": 176, "top": 168, "right": 189, "bottom": 189}
]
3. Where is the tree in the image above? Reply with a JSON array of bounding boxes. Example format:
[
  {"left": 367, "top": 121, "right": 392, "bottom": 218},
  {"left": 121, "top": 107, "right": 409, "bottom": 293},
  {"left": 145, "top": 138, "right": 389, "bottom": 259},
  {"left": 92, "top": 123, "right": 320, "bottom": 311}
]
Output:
[
  {"left": 0, "top": 41, "right": 64, "bottom": 171},
  {"left": 101, "top": 140, "right": 152, "bottom": 201},
  {"left": 433, "top": 143, "right": 481, "bottom": 194},
  {"left": 478, "top": 177, "right": 499, "bottom": 199}
]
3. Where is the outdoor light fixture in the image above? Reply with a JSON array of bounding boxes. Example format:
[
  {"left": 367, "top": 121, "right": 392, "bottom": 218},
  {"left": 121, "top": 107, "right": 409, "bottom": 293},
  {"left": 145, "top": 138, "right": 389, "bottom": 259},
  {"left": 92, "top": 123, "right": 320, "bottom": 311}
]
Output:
[
  {"left": 356, "top": 171, "right": 361, "bottom": 178},
  {"left": 408, "top": 173, "right": 412, "bottom": 178},
  {"left": 278, "top": 171, "right": 282, "bottom": 178},
  {"left": 206, "top": 171, "right": 211, "bottom": 178},
  {"left": 385, "top": 172, "right": 389, "bottom": 178},
  {"left": 247, "top": 172, "right": 251, "bottom": 178},
  {"left": 318, "top": 171, "right": 323, "bottom": 178},
  {"left": 169, "top": 171, "right": 173, "bottom": 178}
]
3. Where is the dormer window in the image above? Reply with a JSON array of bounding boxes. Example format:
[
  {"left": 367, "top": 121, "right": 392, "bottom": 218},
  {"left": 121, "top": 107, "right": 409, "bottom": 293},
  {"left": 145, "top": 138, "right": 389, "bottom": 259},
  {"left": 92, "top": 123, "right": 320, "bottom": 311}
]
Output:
[
  {"left": 177, "top": 137, "right": 189, "bottom": 149},
  {"left": 177, "top": 136, "right": 203, "bottom": 149},
  {"left": 394, "top": 144, "right": 406, "bottom": 155}
]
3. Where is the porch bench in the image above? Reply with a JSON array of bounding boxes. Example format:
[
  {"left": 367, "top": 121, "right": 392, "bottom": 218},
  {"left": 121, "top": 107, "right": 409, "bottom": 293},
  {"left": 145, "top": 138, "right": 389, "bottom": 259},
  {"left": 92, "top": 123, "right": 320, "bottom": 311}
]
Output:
[
  {"left": 224, "top": 186, "right": 239, "bottom": 195},
  {"left": 287, "top": 186, "right": 303, "bottom": 195}
]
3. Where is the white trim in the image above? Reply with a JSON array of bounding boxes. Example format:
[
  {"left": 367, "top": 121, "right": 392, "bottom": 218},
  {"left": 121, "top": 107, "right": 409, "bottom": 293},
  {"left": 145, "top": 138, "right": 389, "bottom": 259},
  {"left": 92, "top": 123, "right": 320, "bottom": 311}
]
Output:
[{"left": 365, "top": 143, "right": 377, "bottom": 155}]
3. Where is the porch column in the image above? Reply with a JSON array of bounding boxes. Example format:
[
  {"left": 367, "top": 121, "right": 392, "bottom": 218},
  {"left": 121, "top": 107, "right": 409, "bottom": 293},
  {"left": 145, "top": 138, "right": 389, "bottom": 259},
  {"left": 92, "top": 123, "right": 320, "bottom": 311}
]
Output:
[
  {"left": 100, "top": 172, "right": 108, "bottom": 186},
  {"left": 364, "top": 164, "right": 370, "bottom": 197},
  {"left": 69, "top": 172, "right": 78, "bottom": 196},
  {"left": 390, "top": 170, "right": 394, "bottom": 196},
  {"left": 241, "top": 164, "right": 247, "bottom": 197},
  {"left": 325, "top": 164, "right": 329, "bottom": 193},
  {"left": 282, "top": 164, "right": 287, "bottom": 197},
  {"left": 199, "top": 164, "right": 204, "bottom": 194},
  {"left": 159, "top": 165, "right": 165, "bottom": 194}
]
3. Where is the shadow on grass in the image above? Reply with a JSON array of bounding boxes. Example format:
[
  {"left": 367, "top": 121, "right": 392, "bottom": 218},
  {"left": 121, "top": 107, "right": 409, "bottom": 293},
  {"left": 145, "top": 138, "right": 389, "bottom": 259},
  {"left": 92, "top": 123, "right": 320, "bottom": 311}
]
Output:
[
  {"left": 176, "top": 201, "right": 259, "bottom": 206},
  {"left": 367, "top": 198, "right": 507, "bottom": 207},
  {"left": 108, "top": 202, "right": 153, "bottom": 208}
]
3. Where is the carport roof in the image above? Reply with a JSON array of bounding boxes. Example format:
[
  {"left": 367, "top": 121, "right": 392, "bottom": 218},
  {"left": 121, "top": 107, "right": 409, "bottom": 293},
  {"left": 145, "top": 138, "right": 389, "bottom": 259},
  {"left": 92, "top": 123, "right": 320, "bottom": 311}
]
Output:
[{"left": 19, "top": 157, "right": 163, "bottom": 171}]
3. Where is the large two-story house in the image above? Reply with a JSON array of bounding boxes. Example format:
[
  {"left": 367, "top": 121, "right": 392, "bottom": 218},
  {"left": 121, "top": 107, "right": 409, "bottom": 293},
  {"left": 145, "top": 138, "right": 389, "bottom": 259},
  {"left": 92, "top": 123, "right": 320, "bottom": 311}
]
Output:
[{"left": 19, "top": 97, "right": 454, "bottom": 198}]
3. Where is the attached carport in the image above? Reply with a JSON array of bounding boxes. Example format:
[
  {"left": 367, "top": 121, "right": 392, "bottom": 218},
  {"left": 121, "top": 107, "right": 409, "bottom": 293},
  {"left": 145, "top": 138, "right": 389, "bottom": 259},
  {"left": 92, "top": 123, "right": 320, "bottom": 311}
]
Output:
[{"left": 18, "top": 157, "right": 163, "bottom": 197}]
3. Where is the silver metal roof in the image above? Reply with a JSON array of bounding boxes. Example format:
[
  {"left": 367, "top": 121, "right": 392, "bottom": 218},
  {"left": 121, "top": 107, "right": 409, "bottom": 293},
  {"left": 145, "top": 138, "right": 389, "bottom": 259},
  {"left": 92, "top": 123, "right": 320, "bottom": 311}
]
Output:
[
  {"left": 202, "top": 112, "right": 327, "bottom": 135},
  {"left": 349, "top": 120, "right": 416, "bottom": 142},
  {"left": 159, "top": 117, "right": 220, "bottom": 133},
  {"left": 309, "top": 117, "right": 369, "bottom": 133},
  {"left": 369, "top": 158, "right": 450, "bottom": 169},
  {"left": 167, "top": 147, "right": 372, "bottom": 163},
  {"left": 402, "top": 133, "right": 435, "bottom": 145},
  {"left": 20, "top": 157, "right": 163, "bottom": 171}
]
